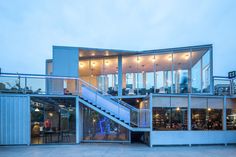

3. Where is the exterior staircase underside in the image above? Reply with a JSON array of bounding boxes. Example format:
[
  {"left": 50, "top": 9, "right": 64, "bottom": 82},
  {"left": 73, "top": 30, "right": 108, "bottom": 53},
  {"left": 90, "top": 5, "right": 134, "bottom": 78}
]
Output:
[{"left": 78, "top": 96, "right": 150, "bottom": 132}]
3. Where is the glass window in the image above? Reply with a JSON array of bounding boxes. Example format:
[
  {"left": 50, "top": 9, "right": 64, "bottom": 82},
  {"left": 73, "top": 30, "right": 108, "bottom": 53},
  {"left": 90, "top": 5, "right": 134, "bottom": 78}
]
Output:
[
  {"left": 226, "top": 99, "right": 236, "bottom": 130},
  {"left": 122, "top": 56, "right": 136, "bottom": 95},
  {"left": 146, "top": 72, "right": 154, "bottom": 93},
  {"left": 152, "top": 96, "right": 188, "bottom": 130},
  {"left": 173, "top": 51, "right": 191, "bottom": 93},
  {"left": 202, "top": 50, "right": 211, "bottom": 93},
  {"left": 191, "top": 97, "right": 223, "bottom": 130},
  {"left": 191, "top": 48, "right": 212, "bottom": 93},
  {"left": 155, "top": 53, "right": 172, "bottom": 94},
  {"left": 31, "top": 97, "right": 76, "bottom": 144},
  {"left": 191, "top": 60, "right": 201, "bottom": 93},
  {"left": 79, "top": 56, "right": 118, "bottom": 95},
  {"left": 153, "top": 107, "right": 187, "bottom": 131},
  {"left": 82, "top": 105, "right": 129, "bottom": 141}
]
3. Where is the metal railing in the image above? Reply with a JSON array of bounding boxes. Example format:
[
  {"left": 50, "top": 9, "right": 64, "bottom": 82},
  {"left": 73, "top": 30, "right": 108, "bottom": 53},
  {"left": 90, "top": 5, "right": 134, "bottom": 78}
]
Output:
[
  {"left": 213, "top": 76, "right": 236, "bottom": 96},
  {"left": 0, "top": 73, "right": 150, "bottom": 128}
]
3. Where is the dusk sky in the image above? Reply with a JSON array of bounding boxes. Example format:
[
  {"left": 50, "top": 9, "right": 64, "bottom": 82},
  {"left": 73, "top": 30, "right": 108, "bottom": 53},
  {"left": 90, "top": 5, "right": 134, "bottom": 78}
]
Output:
[{"left": 0, "top": 0, "right": 235, "bottom": 76}]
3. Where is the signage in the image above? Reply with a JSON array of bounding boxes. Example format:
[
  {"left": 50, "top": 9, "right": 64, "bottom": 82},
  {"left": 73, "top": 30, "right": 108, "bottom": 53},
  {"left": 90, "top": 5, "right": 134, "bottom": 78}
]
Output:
[{"left": 228, "top": 71, "right": 236, "bottom": 79}]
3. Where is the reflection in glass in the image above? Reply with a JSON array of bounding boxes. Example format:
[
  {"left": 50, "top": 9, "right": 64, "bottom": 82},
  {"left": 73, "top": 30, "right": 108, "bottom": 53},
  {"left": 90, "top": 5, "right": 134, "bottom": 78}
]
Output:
[
  {"left": 79, "top": 57, "right": 118, "bottom": 95},
  {"left": 202, "top": 50, "right": 211, "bottom": 93},
  {"left": 82, "top": 105, "right": 129, "bottom": 141},
  {"left": 191, "top": 61, "right": 201, "bottom": 93},
  {"left": 191, "top": 109, "right": 222, "bottom": 130},
  {"left": 31, "top": 97, "right": 76, "bottom": 144},
  {"left": 153, "top": 107, "right": 187, "bottom": 130},
  {"left": 173, "top": 52, "right": 190, "bottom": 93},
  {"left": 227, "top": 109, "right": 236, "bottom": 130}
]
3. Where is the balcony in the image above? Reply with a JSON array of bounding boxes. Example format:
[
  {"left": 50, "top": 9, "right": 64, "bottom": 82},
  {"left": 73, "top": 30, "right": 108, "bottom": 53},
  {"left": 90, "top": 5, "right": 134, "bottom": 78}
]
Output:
[{"left": 213, "top": 76, "right": 236, "bottom": 96}]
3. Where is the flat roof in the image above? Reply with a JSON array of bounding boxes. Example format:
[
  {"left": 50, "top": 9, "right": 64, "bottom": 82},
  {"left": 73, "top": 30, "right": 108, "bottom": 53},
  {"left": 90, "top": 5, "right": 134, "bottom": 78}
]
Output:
[{"left": 52, "top": 44, "right": 212, "bottom": 59}]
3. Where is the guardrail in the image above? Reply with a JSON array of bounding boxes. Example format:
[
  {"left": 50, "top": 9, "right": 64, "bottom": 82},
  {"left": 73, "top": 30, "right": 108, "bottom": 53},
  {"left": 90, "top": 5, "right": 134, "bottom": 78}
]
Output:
[
  {"left": 0, "top": 72, "right": 150, "bottom": 128},
  {"left": 213, "top": 76, "right": 236, "bottom": 96}
]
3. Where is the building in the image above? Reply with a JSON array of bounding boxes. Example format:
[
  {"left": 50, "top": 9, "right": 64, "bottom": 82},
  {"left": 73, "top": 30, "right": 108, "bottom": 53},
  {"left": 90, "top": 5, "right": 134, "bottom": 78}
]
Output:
[{"left": 0, "top": 44, "right": 236, "bottom": 146}]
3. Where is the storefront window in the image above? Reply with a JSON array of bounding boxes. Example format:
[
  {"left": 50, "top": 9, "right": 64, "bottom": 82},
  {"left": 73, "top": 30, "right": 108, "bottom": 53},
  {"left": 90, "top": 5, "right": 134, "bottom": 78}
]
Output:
[
  {"left": 152, "top": 96, "right": 188, "bottom": 130},
  {"left": 153, "top": 107, "right": 187, "bottom": 130},
  {"left": 226, "top": 99, "right": 236, "bottom": 130},
  {"left": 82, "top": 105, "right": 129, "bottom": 141},
  {"left": 191, "top": 97, "right": 223, "bottom": 130},
  {"left": 31, "top": 97, "right": 76, "bottom": 144}
]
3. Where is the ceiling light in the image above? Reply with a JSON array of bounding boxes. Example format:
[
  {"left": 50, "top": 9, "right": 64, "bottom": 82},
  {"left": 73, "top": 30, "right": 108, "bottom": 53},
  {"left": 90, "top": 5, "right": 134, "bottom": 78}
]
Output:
[
  {"left": 49, "top": 112, "right": 53, "bottom": 117},
  {"left": 105, "top": 61, "right": 109, "bottom": 65},
  {"left": 35, "top": 107, "right": 40, "bottom": 112},
  {"left": 105, "top": 50, "right": 109, "bottom": 56},
  {"left": 176, "top": 107, "right": 180, "bottom": 111},
  {"left": 185, "top": 54, "right": 190, "bottom": 60},
  {"left": 79, "top": 63, "right": 84, "bottom": 68},
  {"left": 136, "top": 57, "right": 141, "bottom": 63},
  {"left": 168, "top": 55, "right": 172, "bottom": 61},
  {"left": 152, "top": 56, "right": 156, "bottom": 62},
  {"left": 59, "top": 104, "right": 65, "bottom": 108}
]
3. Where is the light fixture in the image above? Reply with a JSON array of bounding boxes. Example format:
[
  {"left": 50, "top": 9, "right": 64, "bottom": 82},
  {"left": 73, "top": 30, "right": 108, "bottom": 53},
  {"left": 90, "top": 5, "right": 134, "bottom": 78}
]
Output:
[
  {"left": 176, "top": 107, "right": 180, "bottom": 111},
  {"left": 136, "top": 57, "right": 140, "bottom": 63},
  {"left": 91, "top": 52, "right": 95, "bottom": 56},
  {"left": 93, "top": 119, "right": 96, "bottom": 122},
  {"left": 136, "top": 99, "right": 140, "bottom": 103},
  {"left": 105, "top": 50, "right": 109, "bottom": 56},
  {"left": 152, "top": 56, "right": 156, "bottom": 62},
  {"left": 92, "top": 62, "right": 96, "bottom": 67},
  {"left": 49, "top": 112, "right": 53, "bottom": 117},
  {"left": 105, "top": 60, "right": 109, "bottom": 65},
  {"left": 207, "top": 108, "right": 211, "bottom": 111},
  {"left": 184, "top": 54, "right": 190, "bottom": 60},
  {"left": 35, "top": 107, "right": 40, "bottom": 112},
  {"left": 59, "top": 104, "right": 65, "bottom": 108},
  {"left": 79, "top": 63, "right": 84, "bottom": 68}
]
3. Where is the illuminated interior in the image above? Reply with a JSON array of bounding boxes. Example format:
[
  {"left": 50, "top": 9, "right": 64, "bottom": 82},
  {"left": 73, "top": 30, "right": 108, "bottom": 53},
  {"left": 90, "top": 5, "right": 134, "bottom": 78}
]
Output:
[{"left": 78, "top": 47, "right": 211, "bottom": 95}]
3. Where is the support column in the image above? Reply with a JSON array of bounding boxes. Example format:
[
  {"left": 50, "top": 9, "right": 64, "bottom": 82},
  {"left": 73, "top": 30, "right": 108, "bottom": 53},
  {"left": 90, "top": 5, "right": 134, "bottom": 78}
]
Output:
[
  {"left": 188, "top": 94, "right": 191, "bottom": 131},
  {"left": 118, "top": 55, "right": 123, "bottom": 96},
  {"left": 223, "top": 96, "right": 227, "bottom": 131},
  {"left": 76, "top": 96, "right": 80, "bottom": 144},
  {"left": 210, "top": 47, "right": 214, "bottom": 94},
  {"left": 149, "top": 93, "right": 153, "bottom": 147}
]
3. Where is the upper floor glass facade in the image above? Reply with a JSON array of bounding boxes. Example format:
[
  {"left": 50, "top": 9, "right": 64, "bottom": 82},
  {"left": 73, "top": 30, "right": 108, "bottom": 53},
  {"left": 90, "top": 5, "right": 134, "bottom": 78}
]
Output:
[{"left": 78, "top": 45, "right": 212, "bottom": 96}]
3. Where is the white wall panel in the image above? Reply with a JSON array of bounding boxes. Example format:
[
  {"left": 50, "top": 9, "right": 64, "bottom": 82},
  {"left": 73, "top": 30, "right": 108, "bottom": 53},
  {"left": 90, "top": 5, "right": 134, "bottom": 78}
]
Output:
[{"left": 53, "top": 46, "right": 79, "bottom": 77}]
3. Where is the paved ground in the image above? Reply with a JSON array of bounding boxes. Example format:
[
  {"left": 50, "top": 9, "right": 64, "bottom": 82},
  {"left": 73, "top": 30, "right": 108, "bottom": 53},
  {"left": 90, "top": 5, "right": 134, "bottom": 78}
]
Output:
[{"left": 0, "top": 143, "right": 236, "bottom": 157}]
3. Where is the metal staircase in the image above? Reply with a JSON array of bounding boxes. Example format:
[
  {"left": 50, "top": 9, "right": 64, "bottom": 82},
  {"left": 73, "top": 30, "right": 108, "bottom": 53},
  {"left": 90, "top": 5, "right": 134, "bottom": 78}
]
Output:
[{"left": 77, "top": 79, "right": 150, "bottom": 132}]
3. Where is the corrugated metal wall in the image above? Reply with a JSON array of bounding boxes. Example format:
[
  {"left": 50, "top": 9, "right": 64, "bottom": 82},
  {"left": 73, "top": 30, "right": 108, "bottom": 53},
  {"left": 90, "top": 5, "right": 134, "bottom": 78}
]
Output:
[{"left": 0, "top": 95, "right": 30, "bottom": 145}]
